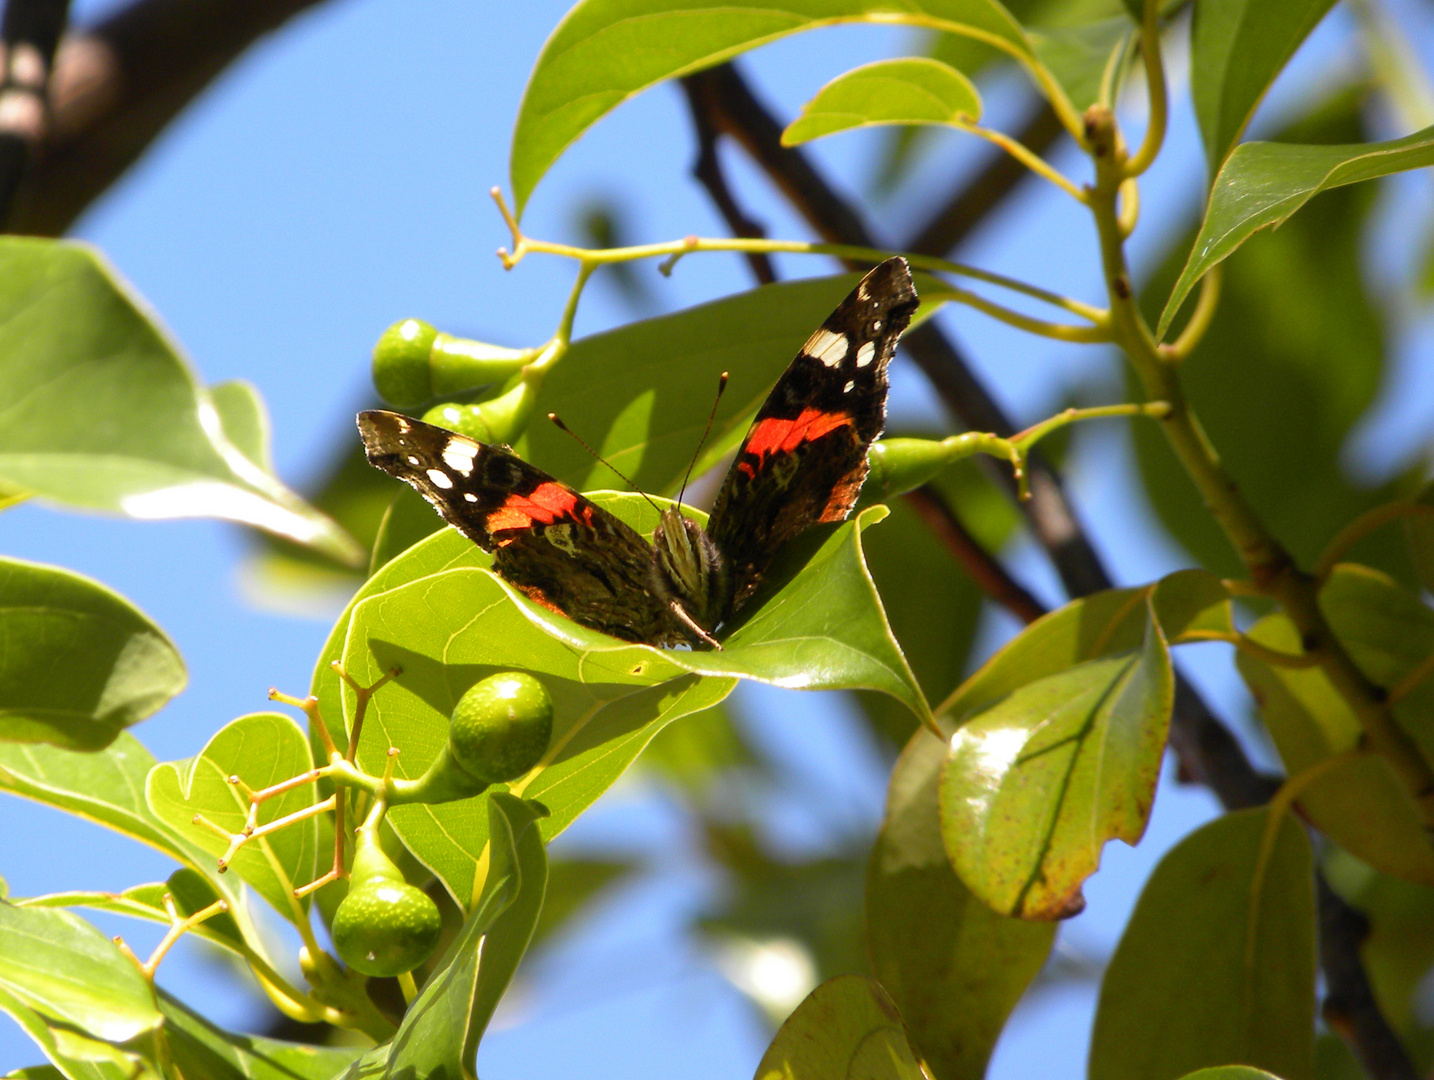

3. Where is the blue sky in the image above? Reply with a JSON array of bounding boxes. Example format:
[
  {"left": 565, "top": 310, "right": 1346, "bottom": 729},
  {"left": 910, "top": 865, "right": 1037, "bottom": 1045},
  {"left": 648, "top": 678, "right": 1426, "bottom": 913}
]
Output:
[{"left": 3, "top": 0, "right": 1433, "bottom": 1075}]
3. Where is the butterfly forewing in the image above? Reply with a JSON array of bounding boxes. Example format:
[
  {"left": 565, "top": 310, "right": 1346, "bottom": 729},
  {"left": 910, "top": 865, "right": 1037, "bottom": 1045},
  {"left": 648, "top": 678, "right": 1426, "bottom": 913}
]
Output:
[{"left": 707, "top": 257, "right": 919, "bottom": 613}]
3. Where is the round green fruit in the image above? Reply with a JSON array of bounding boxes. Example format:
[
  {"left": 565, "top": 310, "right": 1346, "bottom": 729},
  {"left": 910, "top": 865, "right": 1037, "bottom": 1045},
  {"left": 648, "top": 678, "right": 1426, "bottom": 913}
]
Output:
[
  {"left": 331, "top": 877, "right": 442, "bottom": 978},
  {"left": 448, "top": 671, "right": 553, "bottom": 784}
]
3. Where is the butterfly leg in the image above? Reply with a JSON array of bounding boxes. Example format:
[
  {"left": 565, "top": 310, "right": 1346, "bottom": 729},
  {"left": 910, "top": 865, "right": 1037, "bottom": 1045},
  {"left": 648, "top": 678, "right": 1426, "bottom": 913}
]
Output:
[{"left": 669, "top": 600, "right": 724, "bottom": 651}]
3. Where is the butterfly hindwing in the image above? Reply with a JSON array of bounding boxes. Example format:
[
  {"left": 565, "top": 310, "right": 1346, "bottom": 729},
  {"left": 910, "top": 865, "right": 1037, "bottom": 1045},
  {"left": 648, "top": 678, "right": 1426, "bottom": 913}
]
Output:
[
  {"left": 707, "top": 257, "right": 919, "bottom": 612},
  {"left": 357, "top": 410, "right": 688, "bottom": 645}
]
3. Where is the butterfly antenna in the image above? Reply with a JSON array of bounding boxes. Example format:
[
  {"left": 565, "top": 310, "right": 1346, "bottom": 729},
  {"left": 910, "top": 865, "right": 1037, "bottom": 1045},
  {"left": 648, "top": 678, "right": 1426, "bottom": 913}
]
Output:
[
  {"left": 677, "top": 371, "right": 729, "bottom": 508},
  {"left": 548, "top": 413, "right": 665, "bottom": 515}
]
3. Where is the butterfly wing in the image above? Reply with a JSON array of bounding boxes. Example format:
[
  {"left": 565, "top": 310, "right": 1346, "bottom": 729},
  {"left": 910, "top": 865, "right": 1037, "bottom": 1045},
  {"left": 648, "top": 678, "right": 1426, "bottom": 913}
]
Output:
[
  {"left": 706, "top": 257, "right": 919, "bottom": 614},
  {"left": 357, "top": 410, "right": 688, "bottom": 645}
]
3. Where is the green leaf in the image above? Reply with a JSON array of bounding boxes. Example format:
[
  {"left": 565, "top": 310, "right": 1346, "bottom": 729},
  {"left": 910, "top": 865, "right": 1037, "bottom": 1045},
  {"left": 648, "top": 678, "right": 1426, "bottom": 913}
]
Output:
[
  {"left": 366, "top": 793, "right": 548, "bottom": 1079},
  {"left": 208, "top": 380, "right": 274, "bottom": 474},
  {"left": 0, "top": 238, "right": 361, "bottom": 564},
  {"left": 754, "top": 974, "right": 926, "bottom": 1080},
  {"left": 0, "top": 557, "right": 185, "bottom": 751},
  {"left": 1159, "top": 124, "right": 1434, "bottom": 338},
  {"left": 327, "top": 497, "right": 921, "bottom": 902},
  {"left": 0, "top": 734, "right": 199, "bottom": 866},
  {"left": 0, "top": 902, "right": 160, "bottom": 1043},
  {"left": 941, "top": 602, "right": 1173, "bottom": 918},
  {"left": 1150, "top": 568, "right": 1234, "bottom": 643},
  {"left": 1028, "top": 16, "right": 1132, "bottom": 114},
  {"left": 868, "top": 729, "right": 1055, "bottom": 1080},
  {"left": 1238, "top": 607, "right": 1434, "bottom": 887},
  {"left": 1089, "top": 808, "right": 1316, "bottom": 1080},
  {"left": 1177, "top": 1070, "right": 1291, "bottom": 1080},
  {"left": 509, "top": 0, "right": 1032, "bottom": 214},
  {"left": 161, "top": 991, "right": 363, "bottom": 1080},
  {"left": 782, "top": 58, "right": 982, "bottom": 146},
  {"left": 146, "top": 713, "right": 320, "bottom": 923},
  {"left": 0, "top": 982, "right": 153, "bottom": 1080},
  {"left": 1404, "top": 485, "right": 1434, "bottom": 595},
  {"left": 1189, "top": 0, "right": 1339, "bottom": 170}
]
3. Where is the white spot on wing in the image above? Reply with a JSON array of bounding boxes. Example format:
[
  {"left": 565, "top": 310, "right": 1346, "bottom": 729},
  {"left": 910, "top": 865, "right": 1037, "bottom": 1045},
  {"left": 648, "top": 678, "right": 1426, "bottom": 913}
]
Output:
[
  {"left": 855, "top": 341, "right": 876, "bottom": 368},
  {"left": 843, "top": 380, "right": 855, "bottom": 393},
  {"left": 442, "top": 441, "right": 478, "bottom": 474},
  {"left": 464, "top": 492, "right": 478, "bottom": 502},
  {"left": 406, "top": 455, "right": 421, "bottom": 465},
  {"left": 426, "top": 469, "right": 454, "bottom": 489},
  {"left": 805, "top": 328, "right": 848, "bottom": 367}
]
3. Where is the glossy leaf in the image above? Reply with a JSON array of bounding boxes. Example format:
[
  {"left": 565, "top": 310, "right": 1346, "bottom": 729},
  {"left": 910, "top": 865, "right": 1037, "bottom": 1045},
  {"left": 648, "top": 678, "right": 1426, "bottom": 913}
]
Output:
[
  {"left": 0, "top": 734, "right": 201, "bottom": 867},
  {"left": 1189, "top": 0, "right": 1338, "bottom": 169},
  {"left": 753, "top": 974, "right": 927, "bottom": 1080},
  {"left": 0, "top": 902, "right": 160, "bottom": 1044},
  {"left": 782, "top": 58, "right": 982, "bottom": 146},
  {"left": 0, "top": 239, "right": 361, "bottom": 563},
  {"left": 147, "top": 712, "right": 320, "bottom": 923},
  {"left": 941, "top": 604, "right": 1172, "bottom": 918},
  {"left": 324, "top": 494, "right": 920, "bottom": 902},
  {"left": 0, "top": 556, "right": 185, "bottom": 750},
  {"left": 161, "top": 991, "right": 363, "bottom": 1080},
  {"left": 510, "top": 0, "right": 1032, "bottom": 214},
  {"left": 363, "top": 794, "right": 547, "bottom": 1079},
  {"left": 1160, "top": 124, "right": 1434, "bottom": 336},
  {"left": 1320, "top": 564, "right": 1434, "bottom": 764},
  {"left": 1237, "top": 609, "right": 1434, "bottom": 887},
  {"left": 0, "top": 982, "right": 152, "bottom": 1080},
  {"left": 1089, "top": 808, "right": 1315, "bottom": 1080},
  {"left": 868, "top": 729, "right": 1054, "bottom": 1080}
]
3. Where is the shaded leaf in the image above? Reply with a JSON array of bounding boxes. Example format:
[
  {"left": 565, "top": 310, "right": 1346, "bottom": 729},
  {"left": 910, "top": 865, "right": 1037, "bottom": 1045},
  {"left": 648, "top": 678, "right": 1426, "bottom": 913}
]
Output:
[
  {"left": 1089, "top": 808, "right": 1315, "bottom": 1080},
  {"left": 783, "top": 59, "right": 982, "bottom": 146},
  {"left": 868, "top": 729, "right": 1054, "bottom": 1080},
  {"left": 0, "top": 982, "right": 152, "bottom": 1080},
  {"left": 754, "top": 974, "right": 928, "bottom": 1080},
  {"left": 146, "top": 713, "right": 320, "bottom": 923},
  {"left": 0, "top": 902, "right": 160, "bottom": 1044},
  {"left": 510, "top": 0, "right": 1032, "bottom": 214},
  {"left": 1189, "top": 0, "right": 1338, "bottom": 169},
  {"left": 1404, "top": 485, "right": 1434, "bottom": 595},
  {"left": 1160, "top": 124, "right": 1434, "bottom": 336},
  {"left": 0, "top": 239, "right": 361, "bottom": 563},
  {"left": 1029, "top": 16, "right": 1131, "bottom": 114},
  {"left": 1150, "top": 568, "right": 1234, "bottom": 643},
  {"left": 1238, "top": 608, "right": 1434, "bottom": 887},
  {"left": 940, "top": 604, "right": 1172, "bottom": 918},
  {"left": 0, "top": 557, "right": 185, "bottom": 750}
]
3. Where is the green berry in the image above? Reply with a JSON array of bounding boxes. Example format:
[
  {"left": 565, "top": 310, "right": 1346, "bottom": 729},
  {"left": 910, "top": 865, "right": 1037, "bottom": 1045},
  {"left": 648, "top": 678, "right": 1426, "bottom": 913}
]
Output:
[
  {"left": 331, "top": 878, "right": 442, "bottom": 978},
  {"left": 331, "top": 838, "right": 441, "bottom": 977},
  {"left": 422, "top": 401, "right": 496, "bottom": 443},
  {"left": 373, "top": 319, "right": 439, "bottom": 409},
  {"left": 448, "top": 672, "right": 553, "bottom": 784}
]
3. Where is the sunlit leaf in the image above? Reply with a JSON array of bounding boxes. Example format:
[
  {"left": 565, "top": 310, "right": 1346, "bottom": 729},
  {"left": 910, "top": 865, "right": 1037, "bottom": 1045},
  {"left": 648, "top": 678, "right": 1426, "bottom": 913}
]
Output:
[
  {"left": 1159, "top": 124, "right": 1434, "bottom": 338},
  {"left": 1150, "top": 568, "right": 1234, "bottom": 643},
  {"left": 0, "top": 557, "right": 185, "bottom": 750},
  {"left": 754, "top": 974, "right": 927, "bottom": 1080},
  {"left": 868, "top": 730, "right": 1054, "bottom": 1079},
  {"left": 941, "top": 603, "right": 1172, "bottom": 919},
  {"left": 0, "top": 982, "right": 153, "bottom": 1080},
  {"left": 146, "top": 713, "right": 320, "bottom": 923},
  {"left": 783, "top": 59, "right": 982, "bottom": 146},
  {"left": 1190, "top": 0, "right": 1339, "bottom": 169},
  {"left": 1089, "top": 808, "right": 1315, "bottom": 1080},
  {"left": 161, "top": 991, "right": 363, "bottom": 1080},
  {"left": 510, "top": 0, "right": 1033, "bottom": 214},
  {"left": 0, "top": 903, "right": 160, "bottom": 1044}
]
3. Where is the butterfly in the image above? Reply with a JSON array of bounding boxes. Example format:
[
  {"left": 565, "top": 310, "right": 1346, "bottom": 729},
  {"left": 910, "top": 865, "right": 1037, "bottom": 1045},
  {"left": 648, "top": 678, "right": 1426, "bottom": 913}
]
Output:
[{"left": 358, "top": 257, "right": 918, "bottom": 648}]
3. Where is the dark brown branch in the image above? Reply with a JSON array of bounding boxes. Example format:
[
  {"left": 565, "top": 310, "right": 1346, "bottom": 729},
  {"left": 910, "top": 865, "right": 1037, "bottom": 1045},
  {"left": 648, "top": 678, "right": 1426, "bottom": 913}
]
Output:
[
  {"left": 1317, "top": 874, "right": 1418, "bottom": 1080},
  {"left": 0, "top": 0, "right": 72, "bottom": 221},
  {"left": 7, "top": 0, "right": 332, "bottom": 235},
  {"left": 680, "top": 74, "right": 775, "bottom": 285},
  {"left": 904, "top": 485, "right": 1046, "bottom": 625}
]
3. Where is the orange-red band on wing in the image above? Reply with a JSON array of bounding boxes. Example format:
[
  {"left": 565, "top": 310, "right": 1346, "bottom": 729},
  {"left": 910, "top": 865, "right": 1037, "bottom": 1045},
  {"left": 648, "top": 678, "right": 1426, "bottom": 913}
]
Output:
[
  {"left": 487, "top": 482, "right": 591, "bottom": 534},
  {"left": 738, "top": 407, "right": 852, "bottom": 478}
]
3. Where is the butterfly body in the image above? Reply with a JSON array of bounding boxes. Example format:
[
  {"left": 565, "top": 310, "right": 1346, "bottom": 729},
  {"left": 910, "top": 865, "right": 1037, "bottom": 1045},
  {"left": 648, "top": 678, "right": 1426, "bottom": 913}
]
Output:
[{"left": 358, "top": 257, "right": 918, "bottom": 648}]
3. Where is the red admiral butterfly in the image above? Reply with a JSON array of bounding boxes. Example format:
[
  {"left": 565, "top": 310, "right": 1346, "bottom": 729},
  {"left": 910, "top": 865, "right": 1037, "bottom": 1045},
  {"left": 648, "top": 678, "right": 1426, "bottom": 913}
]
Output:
[{"left": 358, "top": 257, "right": 918, "bottom": 649}]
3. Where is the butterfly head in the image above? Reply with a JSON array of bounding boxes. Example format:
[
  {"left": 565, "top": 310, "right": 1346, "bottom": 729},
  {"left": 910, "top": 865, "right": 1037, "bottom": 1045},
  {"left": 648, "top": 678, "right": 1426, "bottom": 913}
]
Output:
[{"left": 650, "top": 505, "right": 732, "bottom": 640}]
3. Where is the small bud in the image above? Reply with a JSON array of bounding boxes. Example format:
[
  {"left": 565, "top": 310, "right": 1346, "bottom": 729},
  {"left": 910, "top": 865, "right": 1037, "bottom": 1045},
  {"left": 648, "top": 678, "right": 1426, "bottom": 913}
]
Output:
[{"left": 372, "top": 318, "right": 536, "bottom": 408}]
